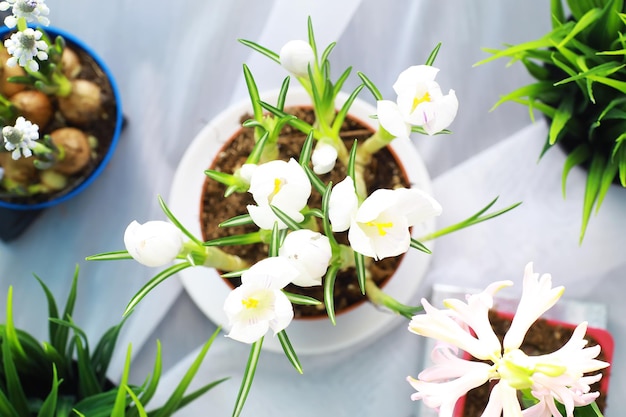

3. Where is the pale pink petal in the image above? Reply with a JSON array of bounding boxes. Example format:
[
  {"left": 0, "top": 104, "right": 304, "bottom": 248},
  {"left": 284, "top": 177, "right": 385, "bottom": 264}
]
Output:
[{"left": 504, "top": 263, "right": 564, "bottom": 350}]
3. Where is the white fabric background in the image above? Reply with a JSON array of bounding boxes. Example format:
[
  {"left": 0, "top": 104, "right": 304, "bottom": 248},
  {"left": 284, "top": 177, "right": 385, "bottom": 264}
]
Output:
[{"left": 1, "top": 0, "right": 622, "bottom": 416}]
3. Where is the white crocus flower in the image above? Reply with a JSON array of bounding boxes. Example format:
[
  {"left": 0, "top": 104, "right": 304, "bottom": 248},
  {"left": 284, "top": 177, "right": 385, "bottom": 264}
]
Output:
[
  {"left": 0, "top": 0, "right": 50, "bottom": 28},
  {"left": 247, "top": 158, "right": 311, "bottom": 230},
  {"left": 4, "top": 28, "right": 48, "bottom": 71},
  {"left": 238, "top": 163, "right": 257, "bottom": 183},
  {"left": 330, "top": 180, "right": 441, "bottom": 260},
  {"left": 311, "top": 141, "right": 338, "bottom": 174},
  {"left": 223, "top": 257, "right": 296, "bottom": 343},
  {"left": 279, "top": 229, "right": 331, "bottom": 287},
  {"left": 328, "top": 176, "right": 359, "bottom": 232},
  {"left": 279, "top": 39, "right": 315, "bottom": 78},
  {"left": 2, "top": 116, "right": 39, "bottom": 160},
  {"left": 407, "top": 263, "right": 610, "bottom": 417},
  {"left": 378, "top": 65, "right": 458, "bottom": 137},
  {"left": 123, "top": 220, "right": 184, "bottom": 267}
]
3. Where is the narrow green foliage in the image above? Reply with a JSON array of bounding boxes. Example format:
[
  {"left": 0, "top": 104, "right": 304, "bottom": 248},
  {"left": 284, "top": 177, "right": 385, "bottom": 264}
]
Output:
[
  {"left": 85, "top": 250, "right": 134, "bottom": 261},
  {"left": 233, "top": 338, "right": 263, "bottom": 417},
  {"left": 283, "top": 291, "right": 322, "bottom": 306},
  {"left": 562, "top": 145, "right": 591, "bottom": 197},
  {"left": 357, "top": 71, "right": 383, "bottom": 100},
  {"left": 424, "top": 42, "right": 442, "bottom": 66},
  {"left": 123, "top": 261, "right": 193, "bottom": 316},
  {"left": 36, "top": 365, "right": 60, "bottom": 417},
  {"left": 219, "top": 214, "right": 254, "bottom": 228},
  {"left": 323, "top": 265, "right": 340, "bottom": 325},
  {"left": 158, "top": 195, "right": 203, "bottom": 245},
  {"left": 242, "top": 64, "right": 263, "bottom": 122},
  {"left": 237, "top": 39, "right": 280, "bottom": 63},
  {"left": 269, "top": 222, "right": 281, "bottom": 257},
  {"left": 152, "top": 329, "right": 222, "bottom": 417},
  {"left": 270, "top": 205, "right": 303, "bottom": 232},
  {"left": 299, "top": 130, "right": 315, "bottom": 167},
  {"left": 354, "top": 252, "right": 366, "bottom": 295},
  {"left": 478, "top": 0, "right": 626, "bottom": 242},
  {"left": 420, "top": 198, "right": 522, "bottom": 241},
  {"left": 303, "top": 164, "right": 326, "bottom": 195},
  {"left": 204, "top": 232, "right": 262, "bottom": 247},
  {"left": 410, "top": 238, "right": 432, "bottom": 254},
  {"left": 277, "top": 331, "right": 303, "bottom": 374}
]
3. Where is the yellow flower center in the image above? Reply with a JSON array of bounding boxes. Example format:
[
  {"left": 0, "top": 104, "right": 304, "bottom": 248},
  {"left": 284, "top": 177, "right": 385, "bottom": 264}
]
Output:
[
  {"left": 366, "top": 221, "right": 394, "bottom": 236},
  {"left": 268, "top": 177, "right": 285, "bottom": 202},
  {"left": 411, "top": 92, "right": 431, "bottom": 112},
  {"left": 241, "top": 297, "right": 259, "bottom": 309}
]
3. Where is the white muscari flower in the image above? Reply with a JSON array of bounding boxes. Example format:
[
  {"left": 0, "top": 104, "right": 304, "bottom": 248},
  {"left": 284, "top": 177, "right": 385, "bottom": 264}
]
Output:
[
  {"left": 0, "top": 0, "right": 50, "bottom": 28},
  {"left": 247, "top": 158, "right": 311, "bottom": 230},
  {"left": 124, "top": 220, "right": 184, "bottom": 267},
  {"left": 0, "top": 167, "right": 4, "bottom": 180},
  {"left": 378, "top": 65, "right": 458, "bottom": 137},
  {"left": 279, "top": 229, "right": 331, "bottom": 287},
  {"left": 4, "top": 27, "right": 48, "bottom": 71},
  {"left": 329, "top": 180, "right": 442, "bottom": 260},
  {"left": 2, "top": 116, "right": 39, "bottom": 160},
  {"left": 223, "top": 257, "right": 296, "bottom": 343},
  {"left": 407, "top": 263, "right": 610, "bottom": 417},
  {"left": 279, "top": 39, "right": 315, "bottom": 78},
  {"left": 311, "top": 141, "right": 337, "bottom": 174}
]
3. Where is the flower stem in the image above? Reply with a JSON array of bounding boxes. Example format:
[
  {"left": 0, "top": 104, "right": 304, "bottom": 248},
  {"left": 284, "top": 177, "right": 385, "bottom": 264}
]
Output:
[
  {"left": 202, "top": 246, "right": 249, "bottom": 271},
  {"left": 365, "top": 278, "right": 422, "bottom": 319}
]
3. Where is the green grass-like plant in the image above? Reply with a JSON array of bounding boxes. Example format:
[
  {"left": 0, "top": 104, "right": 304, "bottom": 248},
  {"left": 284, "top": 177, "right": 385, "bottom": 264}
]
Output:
[
  {"left": 0, "top": 266, "right": 227, "bottom": 416},
  {"left": 476, "top": 0, "right": 626, "bottom": 242}
]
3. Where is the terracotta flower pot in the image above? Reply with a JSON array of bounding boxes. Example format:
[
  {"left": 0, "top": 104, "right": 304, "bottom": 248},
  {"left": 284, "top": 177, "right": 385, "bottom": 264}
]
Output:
[{"left": 169, "top": 89, "right": 436, "bottom": 355}]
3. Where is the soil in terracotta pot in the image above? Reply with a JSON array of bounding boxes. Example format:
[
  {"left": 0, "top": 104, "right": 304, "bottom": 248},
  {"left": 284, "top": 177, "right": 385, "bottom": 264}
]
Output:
[
  {"left": 200, "top": 107, "right": 410, "bottom": 318},
  {"left": 0, "top": 32, "right": 118, "bottom": 205},
  {"left": 460, "top": 310, "right": 609, "bottom": 416}
]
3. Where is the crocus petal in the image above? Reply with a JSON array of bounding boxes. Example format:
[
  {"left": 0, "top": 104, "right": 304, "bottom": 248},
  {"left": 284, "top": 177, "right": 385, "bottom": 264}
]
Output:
[
  {"left": 350, "top": 213, "right": 410, "bottom": 259},
  {"left": 279, "top": 39, "right": 314, "bottom": 78},
  {"left": 328, "top": 176, "right": 358, "bottom": 232},
  {"left": 247, "top": 158, "right": 310, "bottom": 229},
  {"left": 393, "top": 65, "right": 440, "bottom": 97},
  {"left": 227, "top": 319, "right": 270, "bottom": 344},
  {"left": 123, "top": 220, "right": 184, "bottom": 267},
  {"left": 376, "top": 99, "right": 411, "bottom": 138},
  {"left": 421, "top": 90, "right": 459, "bottom": 135},
  {"left": 268, "top": 290, "right": 294, "bottom": 334},
  {"left": 311, "top": 142, "right": 338, "bottom": 174},
  {"left": 503, "top": 263, "right": 565, "bottom": 350},
  {"left": 241, "top": 257, "right": 298, "bottom": 290},
  {"left": 279, "top": 229, "right": 331, "bottom": 287},
  {"left": 392, "top": 187, "right": 442, "bottom": 226},
  {"left": 224, "top": 258, "right": 296, "bottom": 344}
]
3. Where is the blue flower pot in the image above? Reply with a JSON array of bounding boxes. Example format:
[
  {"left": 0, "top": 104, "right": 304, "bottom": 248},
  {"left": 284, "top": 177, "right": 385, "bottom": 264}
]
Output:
[{"left": 0, "top": 25, "right": 123, "bottom": 211}]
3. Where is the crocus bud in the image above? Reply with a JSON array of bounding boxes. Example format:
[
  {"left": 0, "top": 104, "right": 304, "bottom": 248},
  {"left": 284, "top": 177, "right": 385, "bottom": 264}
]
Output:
[
  {"left": 279, "top": 229, "right": 331, "bottom": 287},
  {"left": 124, "top": 220, "right": 184, "bottom": 267},
  {"left": 311, "top": 142, "right": 338, "bottom": 174},
  {"left": 279, "top": 40, "right": 314, "bottom": 78}
]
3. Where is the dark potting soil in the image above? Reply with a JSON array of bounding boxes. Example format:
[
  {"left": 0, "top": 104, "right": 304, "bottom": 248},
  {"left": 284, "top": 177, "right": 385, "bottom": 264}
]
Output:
[
  {"left": 200, "top": 106, "right": 410, "bottom": 318},
  {"left": 460, "top": 310, "right": 609, "bottom": 416}
]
